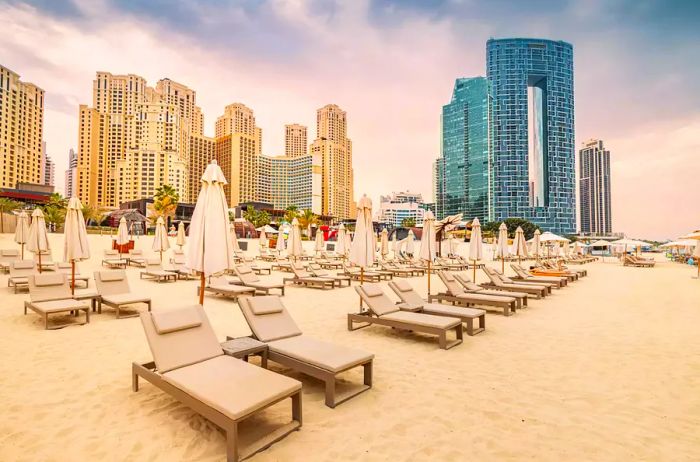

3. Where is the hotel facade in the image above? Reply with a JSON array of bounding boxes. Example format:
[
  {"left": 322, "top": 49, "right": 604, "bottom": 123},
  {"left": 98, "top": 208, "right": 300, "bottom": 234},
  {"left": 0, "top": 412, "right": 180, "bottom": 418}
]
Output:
[{"left": 579, "top": 139, "right": 612, "bottom": 235}]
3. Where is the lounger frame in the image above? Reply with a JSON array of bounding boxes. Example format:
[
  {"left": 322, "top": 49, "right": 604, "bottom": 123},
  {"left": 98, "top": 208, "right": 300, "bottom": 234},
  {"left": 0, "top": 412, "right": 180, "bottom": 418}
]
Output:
[
  {"left": 347, "top": 312, "right": 463, "bottom": 350},
  {"left": 24, "top": 300, "right": 90, "bottom": 330},
  {"left": 428, "top": 293, "right": 515, "bottom": 316}
]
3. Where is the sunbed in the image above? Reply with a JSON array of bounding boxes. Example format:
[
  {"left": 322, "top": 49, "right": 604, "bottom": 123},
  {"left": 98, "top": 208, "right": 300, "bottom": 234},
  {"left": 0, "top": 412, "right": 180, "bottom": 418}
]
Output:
[
  {"left": 314, "top": 258, "right": 343, "bottom": 269},
  {"left": 539, "top": 260, "right": 585, "bottom": 278},
  {"left": 433, "top": 271, "right": 518, "bottom": 316},
  {"left": 388, "top": 280, "right": 485, "bottom": 335},
  {"left": 482, "top": 267, "right": 548, "bottom": 299},
  {"left": 379, "top": 262, "right": 416, "bottom": 277},
  {"left": 0, "top": 249, "right": 19, "bottom": 273},
  {"left": 239, "top": 296, "right": 373, "bottom": 407},
  {"left": 307, "top": 263, "right": 351, "bottom": 287},
  {"left": 8, "top": 260, "right": 36, "bottom": 293},
  {"left": 453, "top": 273, "right": 528, "bottom": 309},
  {"left": 625, "top": 255, "right": 655, "bottom": 267},
  {"left": 339, "top": 264, "right": 387, "bottom": 282},
  {"left": 283, "top": 264, "right": 335, "bottom": 289},
  {"left": 57, "top": 262, "right": 90, "bottom": 288},
  {"left": 233, "top": 265, "right": 285, "bottom": 295},
  {"left": 510, "top": 263, "right": 567, "bottom": 287},
  {"left": 140, "top": 265, "right": 178, "bottom": 283},
  {"left": 165, "top": 256, "right": 197, "bottom": 280},
  {"left": 491, "top": 269, "right": 555, "bottom": 292},
  {"left": 351, "top": 284, "right": 463, "bottom": 349},
  {"left": 33, "top": 250, "right": 55, "bottom": 271},
  {"left": 24, "top": 273, "right": 90, "bottom": 329},
  {"left": 133, "top": 306, "right": 302, "bottom": 462},
  {"left": 201, "top": 276, "right": 257, "bottom": 299},
  {"left": 102, "top": 249, "right": 128, "bottom": 269},
  {"left": 127, "top": 249, "right": 160, "bottom": 268},
  {"left": 94, "top": 270, "right": 152, "bottom": 318}
]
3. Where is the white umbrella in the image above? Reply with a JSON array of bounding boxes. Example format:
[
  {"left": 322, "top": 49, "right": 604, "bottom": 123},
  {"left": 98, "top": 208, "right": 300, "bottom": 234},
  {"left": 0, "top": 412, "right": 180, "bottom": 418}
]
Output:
[
  {"left": 314, "top": 229, "right": 324, "bottom": 254},
  {"left": 694, "top": 241, "right": 700, "bottom": 279},
  {"left": 572, "top": 241, "right": 580, "bottom": 255},
  {"left": 63, "top": 197, "right": 90, "bottom": 294},
  {"left": 230, "top": 224, "right": 241, "bottom": 252},
  {"left": 406, "top": 229, "right": 415, "bottom": 256},
  {"left": 176, "top": 222, "right": 186, "bottom": 248},
  {"left": 511, "top": 226, "right": 528, "bottom": 264},
  {"left": 336, "top": 224, "right": 346, "bottom": 255},
  {"left": 258, "top": 228, "right": 268, "bottom": 250},
  {"left": 27, "top": 208, "right": 50, "bottom": 273},
  {"left": 539, "top": 231, "right": 569, "bottom": 243},
  {"left": 276, "top": 229, "right": 286, "bottom": 252},
  {"left": 152, "top": 216, "right": 170, "bottom": 262},
  {"left": 495, "top": 222, "right": 509, "bottom": 273},
  {"left": 418, "top": 210, "right": 437, "bottom": 295},
  {"left": 116, "top": 217, "right": 129, "bottom": 258},
  {"left": 469, "top": 218, "right": 483, "bottom": 281},
  {"left": 349, "top": 195, "right": 375, "bottom": 307},
  {"left": 14, "top": 210, "right": 29, "bottom": 259},
  {"left": 288, "top": 217, "right": 303, "bottom": 260},
  {"left": 380, "top": 228, "right": 389, "bottom": 259},
  {"left": 187, "top": 160, "right": 235, "bottom": 305},
  {"left": 392, "top": 233, "right": 399, "bottom": 258},
  {"left": 345, "top": 233, "right": 352, "bottom": 256},
  {"left": 532, "top": 229, "right": 541, "bottom": 262},
  {"left": 256, "top": 224, "right": 279, "bottom": 234}
]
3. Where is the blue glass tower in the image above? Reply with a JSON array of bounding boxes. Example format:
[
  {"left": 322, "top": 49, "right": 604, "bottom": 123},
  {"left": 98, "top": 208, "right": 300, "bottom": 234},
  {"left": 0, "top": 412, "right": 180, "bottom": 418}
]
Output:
[
  {"left": 486, "top": 38, "right": 575, "bottom": 234},
  {"left": 437, "top": 77, "right": 493, "bottom": 222}
]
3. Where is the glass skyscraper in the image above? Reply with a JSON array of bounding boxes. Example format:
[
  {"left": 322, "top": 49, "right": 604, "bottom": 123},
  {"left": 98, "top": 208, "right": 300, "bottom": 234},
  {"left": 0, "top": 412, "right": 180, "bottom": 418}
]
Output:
[
  {"left": 436, "top": 77, "right": 493, "bottom": 222},
  {"left": 486, "top": 38, "right": 576, "bottom": 234}
]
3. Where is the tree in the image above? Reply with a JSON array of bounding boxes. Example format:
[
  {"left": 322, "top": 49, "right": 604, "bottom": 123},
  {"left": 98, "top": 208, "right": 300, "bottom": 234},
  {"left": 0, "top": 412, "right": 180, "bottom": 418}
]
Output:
[
  {"left": 242, "top": 205, "right": 271, "bottom": 228},
  {"left": 0, "top": 198, "right": 21, "bottom": 233},
  {"left": 401, "top": 217, "right": 416, "bottom": 228},
  {"left": 45, "top": 192, "right": 67, "bottom": 210},
  {"left": 483, "top": 217, "right": 540, "bottom": 240},
  {"left": 243, "top": 206, "right": 257, "bottom": 224},
  {"left": 298, "top": 209, "right": 319, "bottom": 237},
  {"left": 283, "top": 205, "right": 299, "bottom": 224},
  {"left": 42, "top": 205, "right": 66, "bottom": 232},
  {"left": 148, "top": 185, "right": 179, "bottom": 225}
]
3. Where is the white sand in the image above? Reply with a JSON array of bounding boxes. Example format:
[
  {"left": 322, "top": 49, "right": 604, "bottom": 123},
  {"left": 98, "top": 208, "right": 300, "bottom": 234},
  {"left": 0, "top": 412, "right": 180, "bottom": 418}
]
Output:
[{"left": 1, "top": 232, "right": 699, "bottom": 461}]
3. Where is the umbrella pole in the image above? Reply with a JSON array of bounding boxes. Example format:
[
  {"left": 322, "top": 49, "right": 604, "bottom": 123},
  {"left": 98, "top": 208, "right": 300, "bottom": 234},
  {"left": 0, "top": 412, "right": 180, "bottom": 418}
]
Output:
[
  {"left": 501, "top": 256, "right": 504, "bottom": 274},
  {"left": 472, "top": 259, "right": 476, "bottom": 282},
  {"left": 427, "top": 260, "right": 431, "bottom": 296},
  {"left": 71, "top": 260, "right": 75, "bottom": 296},
  {"left": 199, "top": 272, "right": 205, "bottom": 305},
  {"left": 38, "top": 251, "right": 42, "bottom": 274},
  {"left": 160, "top": 250, "right": 163, "bottom": 262},
  {"left": 21, "top": 243, "right": 24, "bottom": 260},
  {"left": 359, "top": 268, "right": 364, "bottom": 309}
]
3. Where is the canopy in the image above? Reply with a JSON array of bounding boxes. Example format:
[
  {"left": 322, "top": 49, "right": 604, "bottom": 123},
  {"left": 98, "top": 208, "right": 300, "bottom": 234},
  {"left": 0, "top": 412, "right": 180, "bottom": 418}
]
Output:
[
  {"left": 612, "top": 238, "right": 652, "bottom": 247},
  {"left": 681, "top": 230, "right": 700, "bottom": 240},
  {"left": 230, "top": 224, "right": 241, "bottom": 252},
  {"left": 314, "top": 230, "right": 324, "bottom": 252},
  {"left": 590, "top": 239, "right": 612, "bottom": 247},
  {"left": 276, "top": 229, "right": 286, "bottom": 252},
  {"left": 660, "top": 240, "right": 696, "bottom": 248},
  {"left": 14, "top": 210, "right": 29, "bottom": 246},
  {"left": 258, "top": 228, "right": 267, "bottom": 249},
  {"left": 116, "top": 217, "right": 129, "bottom": 246},
  {"left": 406, "top": 229, "right": 415, "bottom": 255},
  {"left": 27, "top": 208, "right": 50, "bottom": 273},
  {"left": 511, "top": 226, "right": 528, "bottom": 259},
  {"left": 256, "top": 224, "right": 279, "bottom": 234},
  {"left": 531, "top": 229, "right": 541, "bottom": 259},
  {"left": 537, "top": 231, "right": 569, "bottom": 243}
]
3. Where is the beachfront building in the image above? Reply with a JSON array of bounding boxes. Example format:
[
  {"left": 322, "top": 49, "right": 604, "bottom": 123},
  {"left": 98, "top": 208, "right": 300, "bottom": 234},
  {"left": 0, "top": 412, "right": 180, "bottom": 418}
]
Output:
[
  {"left": 311, "top": 104, "right": 355, "bottom": 220},
  {"left": 258, "top": 153, "right": 322, "bottom": 213},
  {"left": 42, "top": 148, "right": 55, "bottom": 187},
  {"left": 579, "top": 139, "right": 612, "bottom": 235},
  {"left": 189, "top": 134, "right": 215, "bottom": 202},
  {"left": 486, "top": 38, "right": 576, "bottom": 234},
  {"left": 285, "top": 123, "right": 307, "bottom": 158},
  {"left": 435, "top": 77, "right": 493, "bottom": 222},
  {"left": 0, "top": 64, "right": 44, "bottom": 189},
  {"left": 378, "top": 191, "right": 426, "bottom": 227},
  {"left": 64, "top": 148, "right": 77, "bottom": 197}
]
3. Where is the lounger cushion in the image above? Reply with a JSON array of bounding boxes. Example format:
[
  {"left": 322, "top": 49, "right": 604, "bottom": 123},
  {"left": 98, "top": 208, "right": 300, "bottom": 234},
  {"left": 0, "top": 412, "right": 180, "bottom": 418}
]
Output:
[
  {"left": 99, "top": 271, "right": 125, "bottom": 282},
  {"left": 163, "top": 355, "right": 301, "bottom": 420},
  {"left": 458, "top": 292, "right": 516, "bottom": 304},
  {"left": 248, "top": 296, "right": 284, "bottom": 315},
  {"left": 33, "top": 273, "right": 66, "bottom": 287},
  {"left": 31, "top": 299, "right": 89, "bottom": 313},
  {"left": 130, "top": 250, "right": 143, "bottom": 255},
  {"left": 143, "top": 270, "right": 173, "bottom": 277},
  {"left": 268, "top": 335, "right": 373, "bottom": 373},
  {"left": 237, "top": 266, "right": 254, "bottom": 275},
  {"left": 13, "top": 260, "right": 35, "bottom": 269},
  {"left": 441, "top": 272, "right": 457, "bottom": 282},
  {"left": 362, "top": 284, "right": 384, "bottom": 298},
  {"left": 249, "top": 281, "right": 283, "bottom": 290},
  {"left": 1, "top": 249, "right": 19, "bottom": 256},
  {"left": 208, "top": 284, "right": 255, "bottom": 295},
  {"left": 421, "top": 303, "right": 485, "bottom": 318},
  {"left": 239, "top": 296, "right": 302, "bottom": 342},
  {"left": 151, "top": 308, "right": 202, "bottom": 334},
  {"left": 380, "top": 311, "right": 461, "bottom": 329},
  {"left": 102, "top": 293, "right": 151, "bottom": 306},
  {"left": 392, "top": 280, "right": 413, "bottom": 292}
]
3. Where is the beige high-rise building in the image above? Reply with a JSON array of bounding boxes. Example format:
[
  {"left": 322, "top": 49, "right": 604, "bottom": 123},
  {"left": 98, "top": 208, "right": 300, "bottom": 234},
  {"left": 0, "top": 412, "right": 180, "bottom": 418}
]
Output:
[
  {"left": 76, "top": 72, "right": 203, "bottom": 207},
  {"left": 189, "top": 134, "right": 215, "bottom": 201},
  {"left": 258, "top": 153, "right": 322, "bottom": 213},
  {"left": 310, "top": 104, "right": 354, "bottom": 219},
  {"left": 0, "top": 65, "right": 44, "bottom": 189},
  {"left": 284, "top": 124, "right": 307, "bottom": 158}
]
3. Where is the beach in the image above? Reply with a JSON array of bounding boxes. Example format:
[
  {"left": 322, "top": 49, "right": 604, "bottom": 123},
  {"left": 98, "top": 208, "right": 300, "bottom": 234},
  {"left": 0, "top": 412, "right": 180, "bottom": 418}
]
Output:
[{"left": 1, "top": 232, "right": 699, "bottom": 461}]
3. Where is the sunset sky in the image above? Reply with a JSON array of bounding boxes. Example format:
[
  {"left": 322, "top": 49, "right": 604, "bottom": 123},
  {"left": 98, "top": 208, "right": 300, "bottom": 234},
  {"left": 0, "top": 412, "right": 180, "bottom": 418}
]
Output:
[{"left": 1, "top": 0, "right": 698, "bottom": 240}]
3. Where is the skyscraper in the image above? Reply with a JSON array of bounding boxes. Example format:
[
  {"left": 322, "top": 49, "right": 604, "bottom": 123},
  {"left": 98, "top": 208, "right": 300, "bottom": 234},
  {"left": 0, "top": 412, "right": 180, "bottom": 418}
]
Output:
[
  {"left": 436, "top": 77, "right": 493, "bottom": 222},
  {"left": 43, "top": 152, "right": 55, "bottom": 187},
  {"left": 64, "top": 148, "right": 77, "bottom": 198},
  {"left": 0, "top": 65, "right": 44, "bottom": 189},
  {"left": 579, "top": 139, "right": 612, "bottom": 235},
  {"left": 486, "top": 38, "right": 576, "bottom": 233},
  {"left": 258, "top": 153, "right": 322, "bottom": 213},
  {"left": 189, "top": 134, "right": 215, "bottom": 202},
  {"left": 310, "top": 104, "right": 354, "bottom": 219},
  {"left": 285, "top": 124, "right": 308, "bottom": 158}
]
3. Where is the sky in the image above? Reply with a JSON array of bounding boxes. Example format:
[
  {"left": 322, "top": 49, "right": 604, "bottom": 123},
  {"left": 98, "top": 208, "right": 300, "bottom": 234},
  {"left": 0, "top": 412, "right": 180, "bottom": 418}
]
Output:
[{"left": 1, "top": 0, "right": 698, "bottom": 240}]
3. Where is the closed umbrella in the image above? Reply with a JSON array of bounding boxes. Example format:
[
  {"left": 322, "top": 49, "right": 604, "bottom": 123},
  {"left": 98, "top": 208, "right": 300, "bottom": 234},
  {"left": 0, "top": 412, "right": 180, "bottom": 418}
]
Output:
[
  {"left": 116, "top": 217, "right": 129, "bottom": 258},
  {"left": 573, "top": 241, "right": 580, "bottom": 255},
  {"left": 276, "top": 228, "right": 286, "bottom": 253},
  {"left": 63, "top": 197, "right": 90, "bottom": 294},
  {"left": 258, "top": 228, "right": 267, "bottom": 250},
  {"left": 406, "top": 229, "right": 415, "bottom": 256},
  {"left": 176, "top": 222, "right": 186, "bottom": 249},
  {"left": 511, "top": 226, "right": 528, "bottom": 265},
  {"left": 336, "top": 224, "right": 346, "bottom": 255},
  {"left": 380, "top": 228, "right": 389, "bottom": 259},
  {"left": 314, "top": 229, "right": 324, "bottom": 254},
  {"left": 349, "top": 195, "right": 374, "bottom": 307},
  {"left": 392, "top": 233, "right": 399, "bottom": 258},
  {"left": 345, "top": 232, "right": 352, "bottom": 256},
  {"left": 418, "top": 210, "right": 437, "bottom": 295},
  {"left": 152, "top": 216, "right": 170, "bottom": 262},
  {"left": 187, "top": 160, "right": 235, "bottom": 305},
  {"left": 27, "top": 208, "right": 50, "bottom": 273},
  {"left": 14, "top": 210, "right": 29, "bottom": 259},
  {"left": 532, "top": 229, "right": 541, "bottom": 262},
  {"left": 230, "top": 224, "right": 241, "bottom": 252},
  {"left": 495, "top": 222, "right": 509, "bottom": 273},
  {"left": 288, "top": 218, "right": 303, "bottom": 260},
  {"left": 469, "top": 218, "right": 483, "bottom": 281}
]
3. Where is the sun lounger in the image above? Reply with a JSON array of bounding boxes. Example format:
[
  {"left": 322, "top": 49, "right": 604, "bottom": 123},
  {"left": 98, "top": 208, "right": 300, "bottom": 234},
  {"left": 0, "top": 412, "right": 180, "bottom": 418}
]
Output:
[
  {"left": 165, "top": 256, "right": 198, "bottom": 280},
  {"left": 233, "top": 265, "right": 285, "bottom": 295},
  {"left": 133, "top": 306, "right": 302, "bottom": 462},
  {"left": 432, "top": 271, "right": 518, "bottom": 316},
  {"left": 94, "top": 270, "right": 152, "bottom": 318},
  {"left": 482, "top": 267, "right": 547, "bottom": 299},
  {"left": 314, "top": 258, "right": 343, "bottom": 269},
  {"left": 24, "top": 273, "right": 90, "bottom": 329},
  {"left": 32, "top": 250, "right": 55, "bottom": 271},
  {"left": 201, "top": 276, "right": 257, "bottom": 299},
  {"left": 379, "top": 262, "right": 415, "bottom": 277},
  {"left": 283, "top": 264, "right": 336, "bottom": 289},
  {"left": 453, "top": 274, "right": 528, "bottom": 309},
  {"left": 57, "top": 262, "right": 90, "bottom": 288},
  {"left": 0, "top": 249, "right": 20, "bottom": 273},
  {"left": 351, "top": 284, "right": 463, "bottom": 349},
  {"left": 539, "top": 260, "right": 585, "bottom": 278},
  {"left": 102, "top": 249, "right": 128, "bottom": 269},
  {"left": 140, "top": 265, "right": 178, "bottom": 283},
  {"left": 494, "top": 269, "right": 555, "bottom": 292},
  {"left": 339, "top": 264, "right": 386, "bottom": 282},
  {"left": 625, "top": 255, "right": 655, "bottom": 267},
  {"left": 239, "top": 296, "right": 373, "bottom": 407},
  {"left": 307, "top": 263, "right": 352, "bottom": 287},
  {"left": 271, "top": 258, "right": 296, "bottom": 272},
  {"left": 127, "top": 249, "right": 161, "bottom": 268},
  {"left": 388, "top": 280, "right": 485, "bottom": 335},
  {"left": 510, "top": 263, "right": 567, "bottom": 287},
  {"left": 8, "top": 260, "right": 36, "bottom": 293}
]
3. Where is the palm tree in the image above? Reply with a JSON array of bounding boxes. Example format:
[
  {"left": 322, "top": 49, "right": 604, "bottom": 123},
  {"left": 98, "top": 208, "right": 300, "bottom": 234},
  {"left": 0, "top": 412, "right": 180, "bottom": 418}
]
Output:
[
  {"left": 153, "top": 184, "right": 179, "bottom": 226},
  {"left": 283, "top": 205, "right": 299, "bottom": 224},
  {"left": 298, "top": 209, "right": 319, "bottom": 238},
  {"left": 42, "top": 205, "right": 66, "bottom": 232},
  {"left": 401, "top": 217, "right": 416, "bottom": 228},
  {"left": 45, "top": 192, "right": 67, "bottom": 210},
  {"left": 83, "top": 204, "right": 109, "bottom": 234},
  {"left": 0, "top": 198, "right": 21, "bottom": 233}
]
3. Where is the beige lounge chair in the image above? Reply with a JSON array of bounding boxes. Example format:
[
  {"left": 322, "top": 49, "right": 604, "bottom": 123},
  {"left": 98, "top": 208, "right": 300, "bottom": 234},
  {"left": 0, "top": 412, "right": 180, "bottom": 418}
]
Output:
[
  {"left": 283, "top": 264, "right": 335, "bottom": 289},
  {"left": 57, "top": 262, "right": 90, "bottom": 288},
  {"left": 482, "top": 267, "right": 548, "bottom": 299},
  {"left": 24, "top": 273, "right": 90, "bottom": 329},
  {"left": 379, "top": 262, "right": 415, "bottom": 277},
  {"left": 239, "top": 296, "right": 373, "bottom": 407},
  {"left": 510, "top": 263, "right": 567, "bottom": 287},
  {"left": 140, "top": 265, "right": 178, "bottom": 283},
  {"left": 8, "top": 260, "right": 36, "bottom": 293},
  {"left": 133, "top": 306, "right": 302, "bottom": 462},
  {"left": 307, "top": 263, "right": 351, "bottom": 287},
  {"left": 494, "top": 268, "right": 555, "bottom": 292},
  {"left": 0, "top": 249, "right": 20, "bottom": 273},
  {"left": 339, "top": 264, "right": 384, "bottom": 282},
  {"left": 165, "top": 256, "right": 197, "bottom": 280},
  {"left": 432, "top": 271, "right": 518, "bottom": 316},
  {"left": 351, "top": 284, "right": 463, "bottom": 350},
  {"left": 102, "top": 249, "right": 127, "bottom": 269},
  {"left": 33, "top": 249, "right": 55, "bottom": 270},
  {"left": 94, "top": 270, "right": 152, "bottom": 318},
  {"left": 202, "top": 276, "right": 257, "bottom": 300},
  {"left": 233, "top": 265, "right": 285, "bottom": 295},
  {"left": 128, "top": 249, "right": 160, "bottom": 268},
  {"left": 453, "top": 274, "right": 528, "bottom": 309},
  {"left": 388, "top": 280, "right": 485, "bottom": 335}
]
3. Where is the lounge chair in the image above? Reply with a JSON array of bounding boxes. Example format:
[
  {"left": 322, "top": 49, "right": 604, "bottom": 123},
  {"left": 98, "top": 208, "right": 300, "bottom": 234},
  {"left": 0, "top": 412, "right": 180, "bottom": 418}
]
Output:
[
  {"left": 314, "top": 258, "right": 343, "bottom": 269},
  {"left": 8, "top": 260, "right": 36, "bottom": 293},
  {"left": 388, "top": 280, "right": 485, "bottom": 335},
  {"left": 33, "top": 250, "right": 55, "bottom": 271},
  {"left": 339, "top": 264, "right": 385, "bottom": 282},
  {"left": 271, "top": 258, "right": 297, "bottom": 272},
  {"left": 102, "top": 249, "right": 127, "bottom": 269},
  {"left": 453, "top": 273, "right": 528, "bottom": 309},
  {"left": 239, "top": 296, "right": 373, "bottom": 407},
  {"left": 57, "top": 262, "right": 90, "bottom": 288},
  {"left": 94, "top": 270, "right": 152, "bottom": 318},
  {"left": 379, "top": 262, "right": 415, "bottom": 277},
  {"left": 432, "top": 271, "right": 518, "bottom": 316},
  {"left": 482, "top": 267, "right": 548, "bottom": 299},
  {"left": 0, "top": 249, "right": 19, "bottom": 273},
  {"left": 539, "top": 260, "right": 585, "bottom": 278},
  {"left": 283, "top": 264, "right": 336, "bottom": 289},
  {"left": 510, "top": 263, "right": 567, "bottom": 287},
  {"left": 165, "top": 256, "right": 197, "bottom": 280},
  {"left": 24, "top": 273, "right": 90, "bottom": 329},
  {"left": 127, "top": 249, "right": 160, "bottom": 268},
  {"left": 351, "top": 284, "right": 463, "bottom": 350},
  {"left": 140, "top": 265, "right": 178, "bottom": 283},
  {"left": 307, "top": 263, "right": 352, "bottom": 287},
  {"left": 202, "top": 276, "right": 257, "bottom": 299},
  {"left": 625, "top": 255, "right": 655, "bottom": 267},
  {"left": 492, "top": 269, "right": 555, "bottom": 292},
  {"left": 133, "top": 306, "right": 302, "bottom": 462},
  {"left": 233, "top": 265, "right": 285, "bottom": 296}
]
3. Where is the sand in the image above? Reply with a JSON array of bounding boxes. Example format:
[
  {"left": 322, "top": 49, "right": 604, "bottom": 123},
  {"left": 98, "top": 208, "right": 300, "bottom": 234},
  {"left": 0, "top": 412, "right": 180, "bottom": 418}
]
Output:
[{"left": 1, "top": 232, "right": 699, "bottom": 461}]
